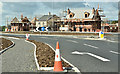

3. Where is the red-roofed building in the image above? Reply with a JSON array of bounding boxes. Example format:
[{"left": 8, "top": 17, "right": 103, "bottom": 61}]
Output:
[{"left": 11, "top": 14, "right": 31, "bottom": 31}]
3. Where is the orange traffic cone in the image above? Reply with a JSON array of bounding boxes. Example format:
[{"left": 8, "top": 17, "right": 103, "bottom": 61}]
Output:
[
  {"left": 26, "top": 38, "right": 29, "bottom": 40},
  {"left": 26, "top": 34, "right": 29, "bottom": 40},
  {"left": 53, "top": 41, "right": 64, "bottom": 72}
]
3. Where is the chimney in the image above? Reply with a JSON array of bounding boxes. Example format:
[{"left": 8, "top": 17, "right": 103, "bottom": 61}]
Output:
[
  {"left": 95, "top": 9, "right": 98, "bottom": 15},
  {"left": 92, "top": 7, "right": 95, "bottom": 14},
  {"left": 48, "top": 12, "right": 51, "bottom": 15},
  {"left": 67, "top": 8, "right": 70, "bottom": 15},
  {"left": 21, "top": 14, "right": 23, "bottom": 20}
]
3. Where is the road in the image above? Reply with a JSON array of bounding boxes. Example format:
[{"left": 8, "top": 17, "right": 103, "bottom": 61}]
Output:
[
  {"left": 29, "top": 35, "right": 119, "bottom": 72},
  {"left": 1, "top": 38, "right": 37, "bottom": 72},
  {"left": 1, "top": 33, "right": 119, "bottom": 72}
]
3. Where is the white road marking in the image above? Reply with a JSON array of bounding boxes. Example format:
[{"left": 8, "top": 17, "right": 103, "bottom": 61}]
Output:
[
  {"left": 40, "top": 37, "right": 57, "bottom": 40},
  {"left": 84, "top": 43, "right": 98, "bottom": 49},
  {"left": 7, "top": 37, "right": 20, "bottom": 40},
  {"left": 72, "top": 51, "right": 110, "bottom": 62},
  {"left": 67, "top": 40, "right": 78, "bottom": 43},
  {"left": 106, "top": 40, "right": 118, "bottom": 43},
  {"left": 40, "top": 37, "right": 48, "bottom": 39},
  {"left": 110, "top": 51, "right": 120, "bottom": 55},
  {"left": 87, "top": 53, "right": 110, "bottom": 62}
]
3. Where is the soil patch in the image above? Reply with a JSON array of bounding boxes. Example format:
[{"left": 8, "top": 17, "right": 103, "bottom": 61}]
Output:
[
  {"left": 29, "top": 40, "right": 71, "bottom": 67},
  {"left": 2, "top": 31, "right": 112, "bottom": 36},
  {"left": 0, "top": 38, "right": 13, "bottom": 51}
]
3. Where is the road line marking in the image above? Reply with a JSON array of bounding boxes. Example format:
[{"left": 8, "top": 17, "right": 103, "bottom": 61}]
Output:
[
  {"left": 40, "top": 37, "right": 48, "bottom": 39},
  {"left": 67, "top": 40, "right": 78, "bottom": 43},
  {"left": 110, "top": 51, "right": 120, "bottom": 55},
  {"left": 87, "top": 53, "right": 110, "bottom": 62},
  {"left": 40, "top": 37, "right": 57, "bottom": 40},
  {"left": 84, "top": 43, "right": 98, "bottom": 49},
  {"left": 7, "top": 37, "right": 20, "bottom": 40},
  {"left": 106, "top": 40, "right": 118, "bottom": 43},
  {"left": 72, "top": 51, "right": 110, "bottom": 62}
]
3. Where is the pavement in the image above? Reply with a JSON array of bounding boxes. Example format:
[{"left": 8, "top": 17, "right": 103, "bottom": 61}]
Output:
[
  {"left": 1, "top": 38, "right": 37, "bottom": 72},
  {"left": 0, "top": 33, "right": 119, "bottom": 72}
]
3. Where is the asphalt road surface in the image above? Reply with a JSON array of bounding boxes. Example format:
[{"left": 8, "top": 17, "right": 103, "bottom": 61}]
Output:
[
  {"left": 1, "top": 33, "right": 119, "bottom": 72},
  {"left": 1, "top": 38, "right": 37, "bottom": 72},
  {"left": 30, "top": 35, "right": 119, "bottom": 72}
]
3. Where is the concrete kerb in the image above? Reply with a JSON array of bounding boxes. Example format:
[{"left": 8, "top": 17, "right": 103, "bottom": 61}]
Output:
[
  {"left": 0, "top": 39, "right": 15, "bottom": 55},
  {"left": 25, "top": 40, "right": 80, "bottom": 72}
]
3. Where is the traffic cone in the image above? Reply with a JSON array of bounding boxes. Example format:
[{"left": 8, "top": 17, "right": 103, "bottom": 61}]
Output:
[
  {"left": 53, "top": 41, "right": 64, "bottom": 72},
  {"left": 26, "top": 34, "right": 29, "bottom": 40},
  {"left": 26, "top": 37, "right": 29, "bottom": 40}
]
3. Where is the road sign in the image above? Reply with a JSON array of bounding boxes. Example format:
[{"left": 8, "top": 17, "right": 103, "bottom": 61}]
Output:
[
  {"left": 99, "top": 31, "right": 104, "bottom": 39},
  {"left": 41, "top": 27, "right": 45, "bottom": 31}
]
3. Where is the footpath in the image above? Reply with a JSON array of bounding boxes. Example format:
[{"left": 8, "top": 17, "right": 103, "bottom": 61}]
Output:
[{"left": 2, "top": 38, "right": 37, "bottom": 72}]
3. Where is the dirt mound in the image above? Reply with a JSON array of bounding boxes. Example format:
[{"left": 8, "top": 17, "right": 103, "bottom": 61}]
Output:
[
  {"left": 29, "top": 40, "right": 71, "bottom": 67},
  {"left": 0, "top": 38, "right": 13, "bottom": 50}
]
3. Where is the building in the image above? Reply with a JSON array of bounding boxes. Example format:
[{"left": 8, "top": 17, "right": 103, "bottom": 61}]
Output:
[
  {"left": 119, "top": 10, "right": 120, "bottom": 32},
  {"left": 36, "top": 12, "right": 61, "bottom": 31},
  {"left": 56, "top": 5, "right": 102, "bottom": 32},
  {"left": 29, "top": 17, "right": 37, "bottom": 31},
  {"left": 101, "top": 23, "right": 118, "bottom": 32},
  {"left": 11, "top": 14, "right": 31, "bottom": 31},
  {"left": 109, "top": 23, "right": 118, "bottom": 32}
]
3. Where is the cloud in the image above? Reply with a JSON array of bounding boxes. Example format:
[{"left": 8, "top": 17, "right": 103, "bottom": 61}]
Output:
[
  {"left": 1, "top": 2, "right": 119, "bottom": 26},
  {"left": 0, "top": 2, "right": 3, "bottom": 13},
  {"left": 1, "top": 0, "right": 120, "bottom": 2},
  {"left": 0, "top": 2, "right": 3, "bottom": 25}
]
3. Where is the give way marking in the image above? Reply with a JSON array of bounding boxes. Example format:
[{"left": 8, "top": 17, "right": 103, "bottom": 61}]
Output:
[{"left": 72, "top": 51, "right": 110, "bottom": 62}]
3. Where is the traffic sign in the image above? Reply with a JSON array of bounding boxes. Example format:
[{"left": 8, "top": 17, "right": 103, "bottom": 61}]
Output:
[
  {"left": 41, "top": 27, "right": 45, "bottom": 31},
  {"left": 99, "top": 31, "right": 104, "bottom": 39}
]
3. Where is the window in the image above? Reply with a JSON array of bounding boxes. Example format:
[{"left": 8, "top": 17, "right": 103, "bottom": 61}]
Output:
[
  {"left": 85, "top": 14, "right": 88, "bottom": 18},
  {"left": 88, "top": 29, "right": 90, "bottom": 32},
  {"left": 84, "top": 28, "right": 87, "bottom": 32},
  {"left": 110, "top": 27, "right": 112, "bottom": 29},
  {"left": 79, "top": 27, "right": 82, "bottom": 32},
  {"left": 84, "top": 12, "right": 90, "bottom": 18},
  {"left": 70, "top": 15, "right": 72, "bottom": 18},
  {"left": 73, "top": 26, "right": 76, "bottom": 31}
]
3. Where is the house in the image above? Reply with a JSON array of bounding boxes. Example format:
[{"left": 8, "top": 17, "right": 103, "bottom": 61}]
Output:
[
  {"left": 101, "top": 23, "right": 118, "bottom": 32},
  {"left": 29, "top": 17, "right": 37, "bottom": 31},
  {"left": 36, "top": 12, "right": 61, "bottom": 31},
  {"left": 55, "top": 5, "right": 101, "bottom": 32},
  {"left": 101, "top": 23, "right": 110, "bottom": 32},
  {"left": 119, "top": 10, "right": 120, "bottom": 32},
  {"left": 11, "top": 14, "right": 31, "bottom": 31},
  {"left": 109, "top": 23, "right": 118, "bottom": 32}
]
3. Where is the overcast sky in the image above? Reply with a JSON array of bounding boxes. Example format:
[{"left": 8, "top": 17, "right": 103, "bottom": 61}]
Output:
[{"left": 0, "top": 0, "right": 119, "bottom": 26}]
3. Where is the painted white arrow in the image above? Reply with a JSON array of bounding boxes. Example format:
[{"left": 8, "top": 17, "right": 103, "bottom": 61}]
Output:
[{"left": 72, "top": 51, "right": 110, "bottom": 62}]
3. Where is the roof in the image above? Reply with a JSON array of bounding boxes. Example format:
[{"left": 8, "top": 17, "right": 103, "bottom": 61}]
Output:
[
  {"left": 31, "top": 17, "right": 37, "bottom": 24},
  {"left": 66, "top": 8, "right": 94, "bottom": 19},
  {"left": 11, "top": 17, "right": 19, "bottom": 23},
  {"left": 38, "top": 15, "right": 59, "bottom": 21},
  {"left": 22, "top": 17, "right": 30, "bottom": 22},
  {"left": 38, "top": 15, "right": 53, "bottom": 21}
]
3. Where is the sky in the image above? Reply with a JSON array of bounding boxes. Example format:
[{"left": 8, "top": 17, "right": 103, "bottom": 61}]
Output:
[{"left": 0, "top": 0, "right": 119, "bottom": 26}]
